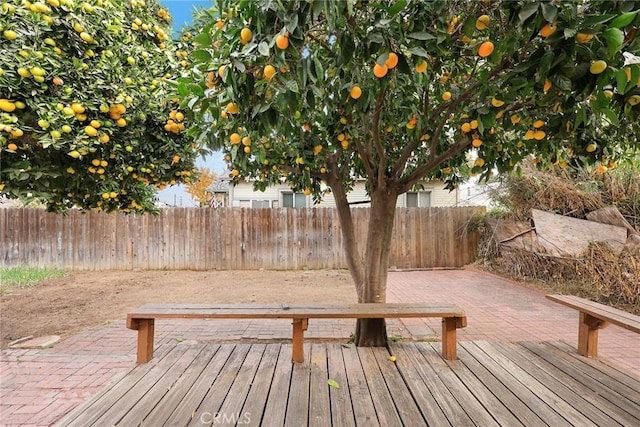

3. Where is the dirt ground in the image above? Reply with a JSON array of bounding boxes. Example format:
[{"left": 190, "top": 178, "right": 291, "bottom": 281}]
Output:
[{"left": 0, "top": 269, "right": 356, "bottom": 348}]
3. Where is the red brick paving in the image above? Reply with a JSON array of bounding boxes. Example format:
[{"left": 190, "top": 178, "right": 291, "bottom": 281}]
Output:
[{"left": 1, "top": 268, "right": 638, "bottom": 426}]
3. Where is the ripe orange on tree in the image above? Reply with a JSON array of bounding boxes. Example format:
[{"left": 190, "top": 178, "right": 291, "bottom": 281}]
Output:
[
  {"left": 373, "top": 63, "right": 388, "bottom": 78},
  {"left": 539, "top": 23, "right": 557, "bottom": 37},
  {"left": 240, "top": 27, "right": 252, "bottom": 44},
  {"left": 264, "top": 65, "right": 276, "bottom": 80},
  {"left": 275, "top": 34, "right": 289, "bottom": 49},
  {"left": 477, "top": 41, "right": 494, "bottom": 57},
  {"left": 415, "top": 60, "right": 427, "bottom": 73},
  {"left": 385, "top": 52, "right": 398, "bottom": 69},
  {"left": 350, "top": 85, "right": 362, "bottom": 99}
]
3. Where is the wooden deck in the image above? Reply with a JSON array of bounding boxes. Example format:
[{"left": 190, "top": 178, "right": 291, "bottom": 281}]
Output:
[{"left": 56, "top": 340, "right": 640, "bottom": 426}]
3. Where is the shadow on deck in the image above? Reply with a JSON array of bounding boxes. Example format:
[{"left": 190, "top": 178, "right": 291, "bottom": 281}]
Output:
[{"left": 55, "top": 340, "right": 640, "bottom": 426}]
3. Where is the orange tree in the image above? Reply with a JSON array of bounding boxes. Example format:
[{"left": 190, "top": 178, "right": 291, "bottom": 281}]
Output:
[
  {"left": 0, "top": 0, "right": 199, "bottom": 212},
  {"left": 181, "top": 0, "right": 640, "bottom": 345}
]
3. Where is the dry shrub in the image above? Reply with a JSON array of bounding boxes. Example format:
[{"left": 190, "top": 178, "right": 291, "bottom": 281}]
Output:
[
  {"left": 483, "top": 162, "right": 640, "bottom": 314},
  {"left": 492, "top": 163, "right": 604, "bottom": 221},
  {"left": 487, "top": 244, "right": 639, "bottom": 314}
]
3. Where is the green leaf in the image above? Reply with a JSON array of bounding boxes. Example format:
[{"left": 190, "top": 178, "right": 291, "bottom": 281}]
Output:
[
  {"left": 462, "top": 16, "right": 476, "bottom": 38},
  {"left": 188, "top": 84, "right": 204, "bottom": 97},
  {"left": 387, "top": 0, "right": 407, "bottom": 17},
  {"left": 285, "top": 13, "right": 298, "bottom": 34},
  {"left": 233, "top": 60, "right": 246, "bottom": 73},
  {"left": 601, "top": 108, "right": 620, "bottom": 126},
  {"left": 541, "top": 3, "right": 558, "bottom": 23},
  {"left": 190, "top": 50, "right": 211, "bottom": 62},
  {"left": 193, "top": 32, "right": 212, "bottom": 47},
  {"left": 257, "top": 42, "right": 269, "bottom": 56},
  {"left": 314, "top": 57, "right": 324, "bottom": 85},
  {"left": 575, "top": 106, "right": 587, "bottom": 128},
  {"left": 616, "top": 68, "right": 628, "bottom": 93},
  {"left": 327, "top": 379, "right": 340, "bottom": 389},
  {"left": 408, "top": 47, "right": 428, "bottom": 57},
  {"left": 609, "top": 11, "right": 638, "bottom": 29},
  {"left": 602, "top": 28, "right": 624, "bottom": 56},
  {"left": 583, "top": 14, "right": 616, "bottom": 26},
  {"left": 285, "top": 79, "right": 299, "bottom": 93},
  {"left": 539, "top": 50, "right": 554, "bottom": 77},
  {"left": 407, "top": 32, "right": 435, "bottom": 41},
  {"left": 551, "top": 73, "right": 572, "bottom": 91},
  {"left": 518, "top": 3, "right": 539, "bottom": 24}
]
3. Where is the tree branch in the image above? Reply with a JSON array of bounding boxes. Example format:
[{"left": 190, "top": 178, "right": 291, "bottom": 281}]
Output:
[
  {"left": 399, "top": 136, "right": 471, "bottom": 194},
  {"left": 371, "top": 87, "right": 388, "bottom": 189}
]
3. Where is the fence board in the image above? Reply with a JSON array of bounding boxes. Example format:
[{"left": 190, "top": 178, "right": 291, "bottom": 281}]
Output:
[{"left": 0, "top": 206, "right": 483, "bottom": 270}]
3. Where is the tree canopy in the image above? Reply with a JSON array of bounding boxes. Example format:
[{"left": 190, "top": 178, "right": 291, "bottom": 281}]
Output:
[
  {"left": 182, "top": 0, "right": 639, "bottom": 195},
  {"left": 0, "top": 0, "right": 199, "bottom": 212},
  {"left": 179, "top": 0, "right": 640, "bottom": 345}
]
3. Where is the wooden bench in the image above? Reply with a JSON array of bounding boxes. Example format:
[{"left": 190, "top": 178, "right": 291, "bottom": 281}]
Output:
[
  {"left": 546, "top": 294, "right": 640, "bottom": 358},
  {"left": 127, "top": 303, "right": 467, "bottom": 364}
]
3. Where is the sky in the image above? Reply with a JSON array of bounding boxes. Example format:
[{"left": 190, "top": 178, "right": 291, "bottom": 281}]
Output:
[{"left": 156, "top": 1, "right": 225, "bottom": 206}]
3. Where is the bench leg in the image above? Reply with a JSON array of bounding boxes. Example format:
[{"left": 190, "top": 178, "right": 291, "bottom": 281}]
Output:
[
  {"left": 441, "top": 317, "right": 459, "bottom": 360},
  {"left": 292, "top": 319, "right": 308, "bottom": 363},
  {"left": 135, "top": 319, "right": 155, "bottom": 364},
  {"left": 578, "top": 313, "right": 608, "bottom": 358}
]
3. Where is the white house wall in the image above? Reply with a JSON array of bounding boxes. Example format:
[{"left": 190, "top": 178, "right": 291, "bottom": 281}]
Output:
[
  {"left": 231, "top": 180, "right": 457, "bottom": 208},
  {"left": 231, "top": 183, "right": 310, "bottom": 208}
]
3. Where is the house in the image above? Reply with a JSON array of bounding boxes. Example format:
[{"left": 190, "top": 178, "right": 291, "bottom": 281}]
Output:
[{"left": 208, "top": 173, "right": 459, "bottom": 208}]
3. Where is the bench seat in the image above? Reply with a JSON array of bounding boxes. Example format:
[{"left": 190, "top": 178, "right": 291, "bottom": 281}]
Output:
[
  {"left": 546, "top": 294, "right": 640, "bottom": 357},
  {"left": 127, "top": 303, "right": 467, "bottom": 363}
]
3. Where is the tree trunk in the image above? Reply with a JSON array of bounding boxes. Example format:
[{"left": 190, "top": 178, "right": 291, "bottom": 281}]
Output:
[
  {"left": 354, "top": 186, "right": 398, "bottom": 346},
  {"left": 327, "top": 167, "right": 399, "bottom": 346}
]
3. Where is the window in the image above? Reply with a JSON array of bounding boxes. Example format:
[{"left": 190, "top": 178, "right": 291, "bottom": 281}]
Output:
[
  {"left": 282, "top": 192, "right": 307, "bottom": 208},
  {"left": 406, "top": 191, "right": 431, "bottom": 207},
  {"left": 251, "top": 200, "right": 271, "bottom": 208}
]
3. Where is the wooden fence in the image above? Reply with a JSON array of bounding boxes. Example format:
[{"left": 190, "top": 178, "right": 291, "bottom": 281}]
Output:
[{"left": 0, "top": 206, "right": 483, "bottom": 271}]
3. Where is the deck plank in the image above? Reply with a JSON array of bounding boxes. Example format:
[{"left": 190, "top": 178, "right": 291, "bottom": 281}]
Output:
[
  {"left": 402, "top": 343, "right": 474, "bottom": 426},
  {"left": 548, "top": 340, "right": 640, "bottom": 391},
  {"left": 388, "top": 343, "right": 450, "bottom": 427},
  {"left": 76, "top": 344, "right": 187, "bottom": 426},
  {"left": 371, "top": 347, "right": 426, "bottom": 425},
  {"left": 340, "top": 345, "right": 379, "bottom": 426},
  {"left": 496, "top": 341, "right": 631, "bottom": 426},
  {"left": 188, "top": 344, "right": 252, "bottom": 426},
  {"left": 241, "top": 344, "right": 282, "bottom": 426},
  {"left": 432, "top": 343, "right": 525, "bottom": 426},
  {"left": 461, "top": 341, "right": 573, "bottom": 426},
  {"left": 523, "top": 341, "right": 640, "bottom": 420},
  {"left": 54, "top": 341, "right": 640, "bottom": 427},
  {"left": 216, "top": 344, "right": 267, "bottom": 425},
  {"left": 415, "top": 343, "right": 500, "bottom": 427},
  {"left": 454, "top": 344, "right": 542, "bottom": 426},
  {"left": 474, "top": 340, "right": 597, "bottom": 426},
  {"left": 95, "top": 346, "right": 202, "bottom": 425},
  {"left": 117, "top": 345, "right": 206, "bottom": 425},
  {"left": 162, "top": 344, "right": 234, "bottom": 425},
  {"left": 357, "top": 347, "right": 402, "bottom": 427},
  {"left": 308, "top": 344, "right": 331, "bottom": 427},
  {"left": 284, "top": 343, "right": 311, "bottom": 427},
  {"left": 261, "top": 344, "right": 294, "bottom": 426},
  {"left": 141, "top": 345, "right": 221, "bottom": 426},
  {"left": 326, "top": 344, "right": 356, "bottom": 427}
]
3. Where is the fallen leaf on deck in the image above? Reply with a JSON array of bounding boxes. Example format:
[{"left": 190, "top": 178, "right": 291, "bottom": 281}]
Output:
[{"left": 327, "top": 379, "right": 340, "bottom": 389}]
